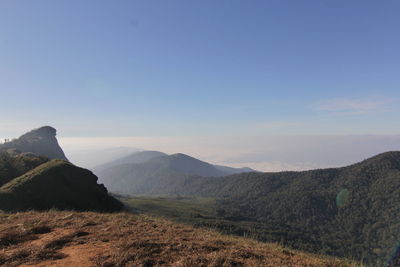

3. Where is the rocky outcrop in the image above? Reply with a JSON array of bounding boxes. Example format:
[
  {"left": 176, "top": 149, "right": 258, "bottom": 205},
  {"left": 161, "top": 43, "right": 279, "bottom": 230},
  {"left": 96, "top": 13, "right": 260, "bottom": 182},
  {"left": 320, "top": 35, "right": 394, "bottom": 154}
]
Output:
[{"left": 0, "top": 126, "right": 68, "bottom": 160}]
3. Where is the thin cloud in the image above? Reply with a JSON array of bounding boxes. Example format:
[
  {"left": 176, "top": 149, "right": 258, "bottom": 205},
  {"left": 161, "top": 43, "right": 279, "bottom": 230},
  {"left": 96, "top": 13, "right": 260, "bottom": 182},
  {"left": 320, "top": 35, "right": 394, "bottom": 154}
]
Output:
[{"left": 315, "top": 97, "right": 393, "bottom": 114}]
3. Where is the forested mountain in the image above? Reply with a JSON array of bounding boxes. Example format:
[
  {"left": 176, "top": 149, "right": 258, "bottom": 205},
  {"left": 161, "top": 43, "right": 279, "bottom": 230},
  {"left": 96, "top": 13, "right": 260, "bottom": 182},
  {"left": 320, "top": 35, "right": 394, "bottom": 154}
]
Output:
[
  {"left": 95, "top": 151, "right": 254, "bottom": 194},
  {"left": 0, "top": 126, "right": 68, "bottom": 160},
  {"left": 107, "top": 151, "right": 400, "bottom": 266},
  {"left": 214, "top": 165, "right": 254, "bottom": 175},
  {"left": 2, "top": 126, "right": 398, "bottom": 265}
]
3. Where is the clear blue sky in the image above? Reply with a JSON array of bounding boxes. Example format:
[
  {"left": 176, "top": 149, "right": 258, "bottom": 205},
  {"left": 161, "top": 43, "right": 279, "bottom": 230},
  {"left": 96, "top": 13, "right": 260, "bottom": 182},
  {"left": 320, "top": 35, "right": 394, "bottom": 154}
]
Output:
[{"left": 1, "top": 0, "right": 399, "bottom": 137}]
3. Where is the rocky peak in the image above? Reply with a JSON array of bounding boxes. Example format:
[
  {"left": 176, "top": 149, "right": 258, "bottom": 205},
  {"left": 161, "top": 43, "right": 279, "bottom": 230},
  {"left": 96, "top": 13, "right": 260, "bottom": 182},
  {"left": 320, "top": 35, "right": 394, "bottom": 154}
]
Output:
[
  {"left": 20, "top": 126, "right": 57, "bottom": 139},
  {"left": 0, "top": 126, "right": 68, "bottom": 160}
]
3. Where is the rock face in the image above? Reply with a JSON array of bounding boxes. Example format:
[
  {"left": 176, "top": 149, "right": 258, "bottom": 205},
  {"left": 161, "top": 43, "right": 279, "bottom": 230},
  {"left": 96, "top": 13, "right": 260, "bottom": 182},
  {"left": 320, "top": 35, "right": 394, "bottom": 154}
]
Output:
[
  {"left": 0, "top": 126, "right": 68, "bottom": 160},
  {"left": 0, "top": 160, "right": 123, "bottom": 212}
]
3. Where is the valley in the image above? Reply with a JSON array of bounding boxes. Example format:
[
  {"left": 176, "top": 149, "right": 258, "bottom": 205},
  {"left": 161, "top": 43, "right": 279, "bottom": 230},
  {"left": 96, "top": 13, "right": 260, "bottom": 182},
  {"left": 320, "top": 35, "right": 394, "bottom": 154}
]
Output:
[
  {"left": 0, "top": 126, "right": 398, "bottom": 266},
  {"left": 3, "top": 2, "right": 399, "bottom": 265}
]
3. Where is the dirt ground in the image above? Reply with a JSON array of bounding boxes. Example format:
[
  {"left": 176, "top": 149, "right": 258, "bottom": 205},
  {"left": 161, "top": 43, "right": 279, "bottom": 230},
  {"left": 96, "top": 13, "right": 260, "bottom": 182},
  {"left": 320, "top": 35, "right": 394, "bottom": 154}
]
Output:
[{"left": 0, "top": 211, "right": 360, "bottom": 267}]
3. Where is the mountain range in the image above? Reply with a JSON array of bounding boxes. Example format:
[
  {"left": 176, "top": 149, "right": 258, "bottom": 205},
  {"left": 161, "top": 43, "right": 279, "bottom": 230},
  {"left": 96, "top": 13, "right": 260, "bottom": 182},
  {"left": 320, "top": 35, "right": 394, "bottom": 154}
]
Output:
[
  {"left": 1, "top": 126, "right": 399, "bottom": 266},
  {"left": 97, "top": 147, "right": 400, "bottom": 266},
  {"left": 0, "top": 126, "right": 362, "bottom": 267},
  {"left": 94, "top": 151, "right": 254, "bottom": 194}
]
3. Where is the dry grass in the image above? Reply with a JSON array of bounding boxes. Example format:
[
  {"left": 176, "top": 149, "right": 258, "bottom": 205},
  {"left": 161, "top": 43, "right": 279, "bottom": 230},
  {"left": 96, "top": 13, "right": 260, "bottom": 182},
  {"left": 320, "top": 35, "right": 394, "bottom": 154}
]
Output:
[{"left": 0, "top": 211, "right": 363, "bottom": 267}]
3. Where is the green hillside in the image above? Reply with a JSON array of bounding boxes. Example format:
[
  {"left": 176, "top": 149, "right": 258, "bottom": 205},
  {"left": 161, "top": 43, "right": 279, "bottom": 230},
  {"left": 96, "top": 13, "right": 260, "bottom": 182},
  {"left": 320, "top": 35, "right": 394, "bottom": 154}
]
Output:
[
  {"left": 96, "top": 151, "right": 255, "bottom": 195},
  {"left": 0, "top": 150, "right": 49, "bottom": 186},
  {"left": 112, "top": 151, "right": 400, "bottom": 266},
  {"left": 0, "top": 160, "right": 123, "bottom": 212}
]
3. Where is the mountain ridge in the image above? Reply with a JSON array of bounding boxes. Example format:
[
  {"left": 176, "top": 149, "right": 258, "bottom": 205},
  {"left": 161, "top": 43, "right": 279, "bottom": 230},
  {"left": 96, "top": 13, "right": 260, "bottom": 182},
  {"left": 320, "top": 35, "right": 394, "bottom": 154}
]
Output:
[
  {"left": 94, "top": 150, "right": 255, "bottom": 195},
  {"left": 93, "top": 150, "right": 167, "bottom": 173},
  {"left": 100, "top": 150, "right": 400, "bottom": 266}
]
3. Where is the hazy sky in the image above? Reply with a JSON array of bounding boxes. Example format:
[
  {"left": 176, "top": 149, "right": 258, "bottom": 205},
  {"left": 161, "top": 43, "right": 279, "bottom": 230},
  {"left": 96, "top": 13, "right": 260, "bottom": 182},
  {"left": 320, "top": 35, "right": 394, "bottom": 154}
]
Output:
[
  {"left": 57, "top": 135, "right": 400, "bottom": 172},
  {"left": 1, "top": 1, "right": 399, "bottom": 171},
  {"left": 1, "top": 0, "right": 399, "bottom": 137}
]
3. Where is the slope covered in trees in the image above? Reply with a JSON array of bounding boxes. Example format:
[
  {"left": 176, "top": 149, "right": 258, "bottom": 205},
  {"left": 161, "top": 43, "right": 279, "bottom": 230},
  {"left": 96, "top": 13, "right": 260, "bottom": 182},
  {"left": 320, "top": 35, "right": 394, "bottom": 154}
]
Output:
[
  {"left": 110, "top": 151, "right": 400, "bottom": 266},
  {"left": 95, "top": 152, "right": 253, "bottom": 194}
]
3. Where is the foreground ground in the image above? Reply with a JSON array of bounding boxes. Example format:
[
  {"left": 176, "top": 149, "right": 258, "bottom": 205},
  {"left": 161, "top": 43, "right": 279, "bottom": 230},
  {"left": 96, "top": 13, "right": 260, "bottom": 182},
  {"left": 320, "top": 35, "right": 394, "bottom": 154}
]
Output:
[{"left": 0, "top": 211, "right": 361, "bottom": 267}]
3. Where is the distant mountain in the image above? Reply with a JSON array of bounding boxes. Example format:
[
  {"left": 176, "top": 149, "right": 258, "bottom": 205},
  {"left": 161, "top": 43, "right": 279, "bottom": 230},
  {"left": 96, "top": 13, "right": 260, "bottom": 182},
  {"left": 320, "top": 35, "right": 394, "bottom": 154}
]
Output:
[
  {"left": 116, "top": 151, "right": 399, "bottom": 266},
  {"left": 214, "top": 165, "right": 254, "bottom": 175},
  {"left": 152, "top": 153, "right": 229, "bottom": 177},
  {"left": 0, "top": 126, "right": 68, "bottom": 160},
  {"left": 0, "top": 159, "right": 123, "bottom": 212},
  {"left": 94, "top": 151, "right": 254, "bottom": 194},
  {"left": 93, "top": 150, "right": 167, "bottom": 173},
  {"left": 66, "top": 146, "right": 140, "bottom": 169}
]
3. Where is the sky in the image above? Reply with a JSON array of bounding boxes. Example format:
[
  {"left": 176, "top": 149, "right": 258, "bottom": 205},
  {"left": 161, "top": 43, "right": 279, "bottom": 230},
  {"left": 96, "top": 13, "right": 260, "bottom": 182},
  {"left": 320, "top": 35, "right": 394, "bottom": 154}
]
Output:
[{"left": 1, "top": 1, "right": 400, "bottom": 170}]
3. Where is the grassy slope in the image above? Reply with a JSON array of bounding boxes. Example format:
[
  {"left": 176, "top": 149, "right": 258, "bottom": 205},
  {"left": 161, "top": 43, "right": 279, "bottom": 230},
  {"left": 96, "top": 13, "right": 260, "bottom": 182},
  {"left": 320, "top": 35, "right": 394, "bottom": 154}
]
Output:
[
  {"left": 120, "top": 196, "right": 345, "bottom": 258},
  {"left": 120, "top": 196, "right": 217, "bottom": 221},
  {"left": 0, "top": 210, "right": 362, "bottom": 267},
  {"left": 121, "top": 196, "right": 281, "bottom": 243},
  {"left": 0, "top": 151, "right": 48, "bottom": 186},
  {"left": 0, "top": 160, "right": 123, "bottom": 212}
]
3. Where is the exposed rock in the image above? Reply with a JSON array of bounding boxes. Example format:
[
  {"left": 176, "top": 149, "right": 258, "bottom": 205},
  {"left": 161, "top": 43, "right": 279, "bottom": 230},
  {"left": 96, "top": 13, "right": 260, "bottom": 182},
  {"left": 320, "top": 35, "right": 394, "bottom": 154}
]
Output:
[{"left": 0, "top": 126, "right": 68, "bottom": 160}]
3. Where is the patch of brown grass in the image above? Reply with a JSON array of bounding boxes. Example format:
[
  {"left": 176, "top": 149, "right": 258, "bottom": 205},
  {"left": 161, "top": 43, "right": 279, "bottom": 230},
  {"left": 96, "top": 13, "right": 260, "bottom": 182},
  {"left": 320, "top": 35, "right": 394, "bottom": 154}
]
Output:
[
  {"left": 0, "top": 230, "right": 37, "bottom": 248},
  {"left": 44, "top": 230, "right": 89, "bottom": 249},
  {"left": 0, "top": 247, "right": 66, "bottom": 267},
  {"left": 0, "top": 211, "right": 363, "bottom": 267}
]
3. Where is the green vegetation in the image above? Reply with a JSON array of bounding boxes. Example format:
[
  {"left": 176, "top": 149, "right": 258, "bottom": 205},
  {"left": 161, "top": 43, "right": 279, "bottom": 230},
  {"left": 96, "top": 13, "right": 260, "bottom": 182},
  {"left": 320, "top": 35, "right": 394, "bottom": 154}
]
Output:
[
  {"left": 0, "top": 150, "right": 48, "bottom": 186},
  {"left": 0, "top": 159, "right": 123, "bottom": 212},
  {"left": 119, "top": 196, "right": 217, "bottom": 222},
  {"left": 0, "top": 126, "right": 397, "bottom": 265},
  {"left": 120, "top": 196, "right": 315, "bottom": 246},
  {"left": 95, "top": 152, "right": 253, "bottom": 194},
  {"left": 117, "top": 152, "right": 400, "bottom": 266},
  {"left": 0, "top": 127, "right": 122, "bottom": 213}
]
